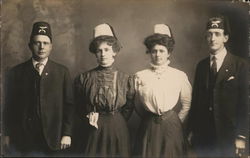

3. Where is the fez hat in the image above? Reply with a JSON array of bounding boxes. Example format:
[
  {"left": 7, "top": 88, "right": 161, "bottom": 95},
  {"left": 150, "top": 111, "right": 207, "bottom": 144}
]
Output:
[
  {"left": 207, "top": 16, "right": 230, "bottom": 35},
  {"left": 30, "top": 21, "right": 52, "bottom": 42}
]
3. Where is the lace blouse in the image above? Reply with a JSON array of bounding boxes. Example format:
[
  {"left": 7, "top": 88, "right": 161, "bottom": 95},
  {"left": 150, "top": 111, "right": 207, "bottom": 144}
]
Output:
[{"left": 134, "top": 63, "right": 192, "bottom": 121}]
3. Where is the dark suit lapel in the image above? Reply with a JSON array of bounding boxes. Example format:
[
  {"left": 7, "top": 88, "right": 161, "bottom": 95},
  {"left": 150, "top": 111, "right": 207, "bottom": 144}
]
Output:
[
  {"left": 215, "top": 53, "right": 233, "bottom": 85},
  {"left": 203, "top": 58, "right": 210, "bottom": 90},
  {"left": 21, "top": 59, "right": 38, "bottom": 112},
  {"left": 25, "top": 59, "right": 38, "bottom": 77}
]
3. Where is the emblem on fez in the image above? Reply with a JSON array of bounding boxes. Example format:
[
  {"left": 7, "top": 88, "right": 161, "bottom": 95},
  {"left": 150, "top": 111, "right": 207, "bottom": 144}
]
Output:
[
  {"left": 211, "top": 20, "right": 220, "bottom": 28},
  {"left": 38, "top": 26, "right": 47, "bottom": 33}
]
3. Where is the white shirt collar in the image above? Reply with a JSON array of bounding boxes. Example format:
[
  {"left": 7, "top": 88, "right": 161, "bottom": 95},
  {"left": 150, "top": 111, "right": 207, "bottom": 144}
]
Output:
[
  {"left": 209, "top": 47, "right": 227, "bottom": 71},
  {"left": 210, "top": 47, "right": 227, "bottom": 61},
  {"left": 32, "top": 57, "right": 48, "bottom": 68}
]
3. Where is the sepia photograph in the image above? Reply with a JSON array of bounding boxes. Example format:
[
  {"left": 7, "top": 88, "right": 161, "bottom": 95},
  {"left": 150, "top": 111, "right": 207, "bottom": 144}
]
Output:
[{"left": 1, "top": 0, "right": 249, "bottom": 157}]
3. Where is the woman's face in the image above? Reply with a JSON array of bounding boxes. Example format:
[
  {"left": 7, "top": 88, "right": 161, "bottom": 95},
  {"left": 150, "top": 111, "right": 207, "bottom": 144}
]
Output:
[
  {"left": 95, "top": 42, "right": 116, "bottom": 67},
  {"left": 150, "top": 44, "right": 170, "bottom": 66}
]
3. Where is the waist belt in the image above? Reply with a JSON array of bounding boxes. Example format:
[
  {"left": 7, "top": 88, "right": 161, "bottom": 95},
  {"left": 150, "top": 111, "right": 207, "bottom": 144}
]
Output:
[
  {"left": 98, "top": 110, "right": 119, "bottom": 115},
  {"left": 146, "top": 110, "right": 175, "bottom": 123}
]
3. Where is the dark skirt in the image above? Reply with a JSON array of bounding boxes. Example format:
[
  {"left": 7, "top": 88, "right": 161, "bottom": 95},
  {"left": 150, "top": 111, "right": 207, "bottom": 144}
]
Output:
[
  {"left": 134, "top": 110, "right": 187, "bottom": 158},
  {"left": 84, "top": 112, "right": 130, "bottom": 157}
]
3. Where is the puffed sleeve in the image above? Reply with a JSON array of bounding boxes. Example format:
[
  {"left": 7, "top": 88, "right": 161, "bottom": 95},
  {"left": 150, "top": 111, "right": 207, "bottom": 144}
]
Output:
[
  {"left": 178, "top": 73, "right": 192, "bottom": 122},
  {"left": 121, "top": 75, "right": 135, "bottom": 121},
  {"left": 133, "top": 74, "right": 148, "bottom": 118}
]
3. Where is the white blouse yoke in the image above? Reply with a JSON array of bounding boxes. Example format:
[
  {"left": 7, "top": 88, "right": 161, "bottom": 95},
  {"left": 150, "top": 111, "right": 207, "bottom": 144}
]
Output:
[{"left": 134, "top": 63, "right": 192, "bottom": 121}]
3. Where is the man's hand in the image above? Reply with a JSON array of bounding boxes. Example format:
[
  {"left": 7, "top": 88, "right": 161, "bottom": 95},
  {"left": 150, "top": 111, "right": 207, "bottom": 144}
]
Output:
[
  {"left": 60, "top": 136, "right": 71, "bottom": 150},
  {"left": 235, "top": 138, "right": 245, "bottom": 157}
]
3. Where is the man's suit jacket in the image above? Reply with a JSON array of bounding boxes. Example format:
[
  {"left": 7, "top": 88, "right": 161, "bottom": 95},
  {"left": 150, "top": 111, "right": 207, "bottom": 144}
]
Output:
[
  {"left": 4, "top": 59, "right": 74, "bottom": 151},
  {"left": 188, "top": 52, "right": 248, "bottom": 153}
]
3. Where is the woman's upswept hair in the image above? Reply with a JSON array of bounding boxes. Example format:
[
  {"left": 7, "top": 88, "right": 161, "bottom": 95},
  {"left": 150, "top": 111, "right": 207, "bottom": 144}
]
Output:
[
  {"left": 144, "top": 34, "right": 175, "bottom": 53},
  {"left": 89, "top": 35, "right": 122, "bottom": 54}
]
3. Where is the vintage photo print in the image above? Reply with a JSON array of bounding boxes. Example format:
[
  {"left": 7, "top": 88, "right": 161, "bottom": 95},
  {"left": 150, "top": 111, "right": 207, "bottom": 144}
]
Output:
[{"left": 1, "top": 0, "right": 249, "bottom": 157}]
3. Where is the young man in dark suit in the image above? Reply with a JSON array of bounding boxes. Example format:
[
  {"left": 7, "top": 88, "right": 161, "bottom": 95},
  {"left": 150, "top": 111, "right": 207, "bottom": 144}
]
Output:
[
  {"left": 4, "top": 22, "right": 75, "bottom": 156},
  {"left": 188, "top": 16, "right": 248, "bottom": 157}
]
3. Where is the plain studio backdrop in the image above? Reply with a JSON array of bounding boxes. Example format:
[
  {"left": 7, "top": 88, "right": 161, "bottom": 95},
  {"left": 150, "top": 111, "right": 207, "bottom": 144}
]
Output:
[{"left": 2, "top": 0, "right": 249, "bottom": 154}]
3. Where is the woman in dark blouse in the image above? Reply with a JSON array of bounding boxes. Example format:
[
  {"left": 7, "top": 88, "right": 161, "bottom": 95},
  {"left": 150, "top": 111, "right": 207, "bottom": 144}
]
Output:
[{"left": 74, "top": 23, "right": 134, "bottom": 157}]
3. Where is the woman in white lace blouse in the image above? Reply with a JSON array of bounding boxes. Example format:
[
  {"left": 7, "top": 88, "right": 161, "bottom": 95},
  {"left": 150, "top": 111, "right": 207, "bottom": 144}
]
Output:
[{"left": 133, "top": 24, "right": 192, "bottom": 157}]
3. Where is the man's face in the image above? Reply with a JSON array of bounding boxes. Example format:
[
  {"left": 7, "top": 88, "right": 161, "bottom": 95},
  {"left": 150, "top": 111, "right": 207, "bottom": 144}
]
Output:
[
  {"left": 29, "top": 35, "right": 52, "bottom": 62},
  {"left": 206, "top": 28, "right": 228, "bottom": 54},
  {"left": 95, "top": 42, "right": 116, "bottom": 67},
  {"left": 150, "top": 44, "right": 170, "bottom": 66}
]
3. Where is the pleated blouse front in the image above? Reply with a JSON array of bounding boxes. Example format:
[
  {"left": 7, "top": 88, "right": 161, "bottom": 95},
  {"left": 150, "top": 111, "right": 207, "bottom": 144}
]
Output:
[{"left": 74, "top": 65, "right": 134, "bottom": 119}]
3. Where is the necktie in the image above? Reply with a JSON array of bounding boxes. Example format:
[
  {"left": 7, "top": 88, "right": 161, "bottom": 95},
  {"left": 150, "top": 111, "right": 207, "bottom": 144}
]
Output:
[
  {"left": 35, "top": 63, "right": 43, "bottom": 75},
  {"left": 209, "top": 55, "right": 217, "bottom": 87},
  {"left": 211, "top": 56, "right": 217, "bottom": 77},
  {"left": 209, "top": 56, "right": 217, "bottom": 112}
]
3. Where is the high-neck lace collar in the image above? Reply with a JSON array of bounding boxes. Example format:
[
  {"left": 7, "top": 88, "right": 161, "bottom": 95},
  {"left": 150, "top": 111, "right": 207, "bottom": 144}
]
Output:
[
  {"left": 150, "top": 61, "right": 170, "bottom": 77},
  {"left": 150, "top": 60, "right": 170, "bottom": 70},
  {"left": 97, "top": 65, "right": 117, "bottom": 72}
]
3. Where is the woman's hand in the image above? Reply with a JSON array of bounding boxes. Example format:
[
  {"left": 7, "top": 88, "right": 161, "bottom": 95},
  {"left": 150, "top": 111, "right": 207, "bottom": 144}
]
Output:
[{"left": 86, "top": 112, "right": 99, "bottom": 129}]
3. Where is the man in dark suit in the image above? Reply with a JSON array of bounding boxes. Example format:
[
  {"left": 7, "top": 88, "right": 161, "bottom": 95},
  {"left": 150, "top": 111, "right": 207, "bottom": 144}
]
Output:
[
  {"left": 188, "top": 16, "right": 248, "bottom": 157},
  {"left": 4, "top": 22, "right": 75, "bottom": 156}
]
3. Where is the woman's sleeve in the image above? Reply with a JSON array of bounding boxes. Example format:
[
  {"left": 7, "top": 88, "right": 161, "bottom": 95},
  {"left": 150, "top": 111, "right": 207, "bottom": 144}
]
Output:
[
  {"left": 121, "top": 75, "right": 135, "bottom": 121},
  {"left": 178, "top": 73, "right": 192, "bottom": 122},
  {"left": 132, "top": 74, "right": 148, "bottom": 118},
  {"left": 74, "top": 73, "right": 89, "bottom": 117}
]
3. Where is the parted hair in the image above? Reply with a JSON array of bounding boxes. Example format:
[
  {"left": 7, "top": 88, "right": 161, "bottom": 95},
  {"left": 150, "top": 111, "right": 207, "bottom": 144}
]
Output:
[
  {"left": 144, "top": 34, "right": 175, "bottom": 53},
  {"left": 89, "top": 35, "right": 121, "bottom": 53}
]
